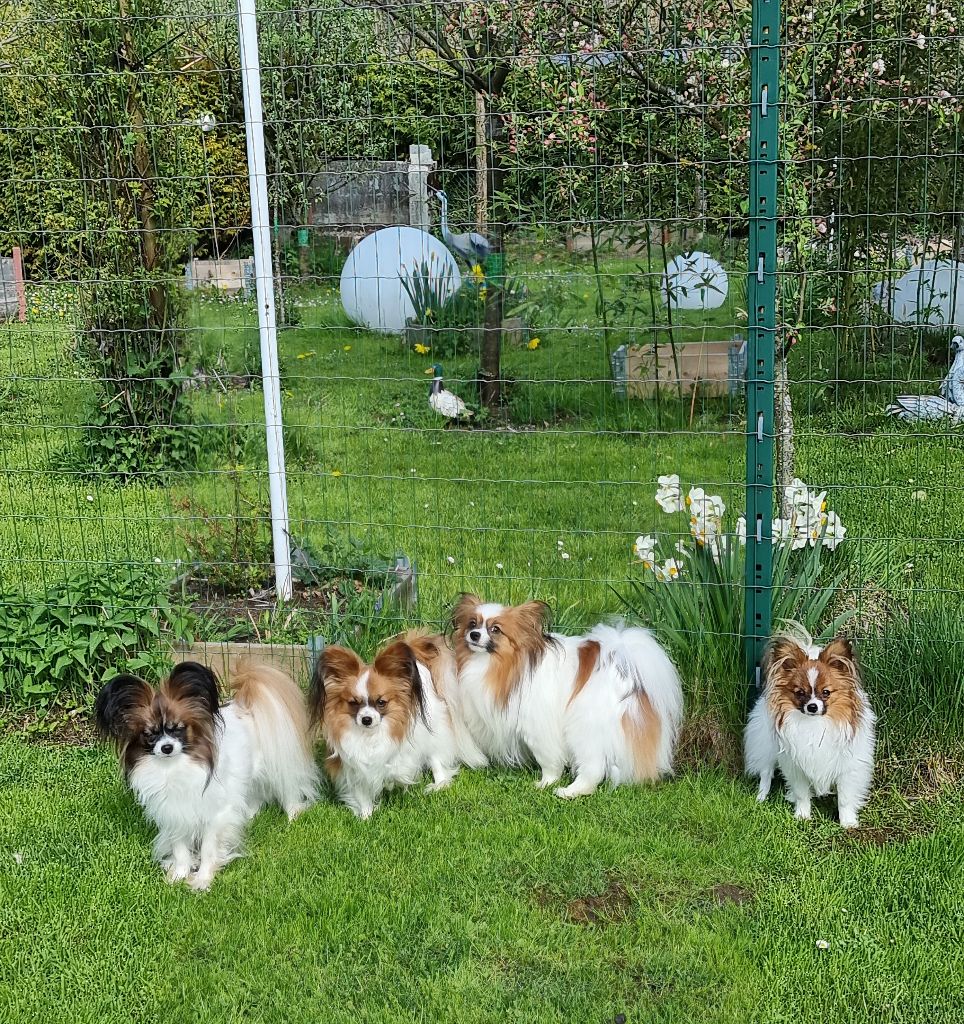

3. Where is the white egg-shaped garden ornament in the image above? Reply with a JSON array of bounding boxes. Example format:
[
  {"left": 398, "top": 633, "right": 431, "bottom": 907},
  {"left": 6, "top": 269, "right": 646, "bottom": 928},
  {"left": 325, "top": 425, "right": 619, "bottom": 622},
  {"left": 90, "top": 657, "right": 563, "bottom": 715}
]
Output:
[
  {"left": 872, "top": 259, "right": 964, "bottom": 329},
  {"left": 661, "top": 251, "right": 729, "bottom": 311},
  {"left": 340, "top": 227, "right": 462, "bottom": 334}
]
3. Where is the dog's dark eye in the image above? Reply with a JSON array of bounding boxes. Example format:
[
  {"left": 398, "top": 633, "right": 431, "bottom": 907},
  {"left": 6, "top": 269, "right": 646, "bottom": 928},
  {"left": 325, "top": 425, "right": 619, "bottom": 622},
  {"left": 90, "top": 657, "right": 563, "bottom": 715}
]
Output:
[
  {"left": 376, "top": 698, "right": 387, "bottom": 709},
  {"left": 490, "top": 625, "right": 501, "bottom": 635},
  {"left": 468, "top": 619, "right": 477, "bottom": 629},
  {"left": 821, "top": 688, "right": 831, "bottom": 698},
  {"left": 348, "top": 698, "right": 360, "bottom": 709},
  {"left": 793, "top": 688, "right": 805, "bottom": 698}
]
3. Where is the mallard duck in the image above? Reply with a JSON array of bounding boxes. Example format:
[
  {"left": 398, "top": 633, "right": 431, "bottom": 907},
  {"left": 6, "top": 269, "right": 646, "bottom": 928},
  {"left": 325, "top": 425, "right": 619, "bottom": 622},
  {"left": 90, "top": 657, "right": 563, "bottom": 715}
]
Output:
[{"left": 426, "top": 363, "right": 473, "bottom": 420}]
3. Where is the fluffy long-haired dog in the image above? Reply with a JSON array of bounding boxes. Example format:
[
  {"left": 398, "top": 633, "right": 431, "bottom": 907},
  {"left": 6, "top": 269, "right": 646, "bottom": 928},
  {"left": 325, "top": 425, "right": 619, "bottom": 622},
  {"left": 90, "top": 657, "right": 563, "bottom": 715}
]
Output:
[
  {"left": 450, "top": 595, "right": 684, "bottom": 797},
  {"left": 95, "top": 660, "right": 319, "bottom": 889},
  {"left": 310, "top": 631, "right": 486, "bottom": 818},
  {"left": 744, "top": 629, "right": 876, "bottom": 828}
]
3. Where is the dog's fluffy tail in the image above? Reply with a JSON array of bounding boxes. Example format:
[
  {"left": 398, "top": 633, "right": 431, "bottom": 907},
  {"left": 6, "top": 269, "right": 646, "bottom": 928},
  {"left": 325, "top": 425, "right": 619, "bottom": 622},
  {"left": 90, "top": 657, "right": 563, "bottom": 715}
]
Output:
[
  {"left": 231, "top": 662, "right": 319, "bottom": 819},
  {"left": 588, "top": 622, "right": 684, "bottom": 777}
]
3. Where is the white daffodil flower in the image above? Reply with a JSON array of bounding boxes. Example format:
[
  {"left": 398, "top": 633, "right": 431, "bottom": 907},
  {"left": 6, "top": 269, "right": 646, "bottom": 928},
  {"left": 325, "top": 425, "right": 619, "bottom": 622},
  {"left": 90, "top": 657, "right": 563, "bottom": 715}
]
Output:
[
  {"left": 655, "top": 473, "right": 685, "bottom": 513},
  {"left": 822, "top": 510, "right": 847, "bottom": 551},
  {"left": 654, "top": 557, "right": 683, "bottom": 582},
  {"left": 634, "top": 534, "right": 657, "bottom": 566}
]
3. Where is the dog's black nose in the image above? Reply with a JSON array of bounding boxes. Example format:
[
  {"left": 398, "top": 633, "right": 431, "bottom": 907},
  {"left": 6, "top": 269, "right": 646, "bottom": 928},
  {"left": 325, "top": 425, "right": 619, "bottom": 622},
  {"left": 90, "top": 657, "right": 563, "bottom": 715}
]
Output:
[
  {"left": 805, "top": 702, "right": 819, "bottom": 714},
  {"left": 160, "top": 741, "right": 174, "bottom": 754},
  {"left": 360, "top": 714, "right": 374, "bottom": 727},
  {"left": 469, "top": 630, "right": 481, "bottom": 643}
]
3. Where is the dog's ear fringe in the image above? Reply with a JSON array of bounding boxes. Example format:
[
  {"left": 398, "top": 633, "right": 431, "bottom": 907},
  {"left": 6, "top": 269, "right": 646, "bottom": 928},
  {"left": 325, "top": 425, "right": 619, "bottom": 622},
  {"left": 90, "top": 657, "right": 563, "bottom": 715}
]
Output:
[{"left": 93, "top": 674, "right": 153, "bottom": 740}]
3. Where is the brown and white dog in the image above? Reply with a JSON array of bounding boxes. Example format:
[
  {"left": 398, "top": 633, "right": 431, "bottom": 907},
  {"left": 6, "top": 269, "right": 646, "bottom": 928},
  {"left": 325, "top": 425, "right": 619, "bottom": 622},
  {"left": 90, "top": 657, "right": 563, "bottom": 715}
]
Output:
[
  {"left": 95, "top": 661, "right": 318, "bottom": 889},
  {"left": 310, "top": 632, "right": 485, "bottom": 818},
  {"left": 744, "top": 629, "right": 876, "bottom": 827},
  {"left": 450, "top": 596, "right": 684, "bottom": 797}
]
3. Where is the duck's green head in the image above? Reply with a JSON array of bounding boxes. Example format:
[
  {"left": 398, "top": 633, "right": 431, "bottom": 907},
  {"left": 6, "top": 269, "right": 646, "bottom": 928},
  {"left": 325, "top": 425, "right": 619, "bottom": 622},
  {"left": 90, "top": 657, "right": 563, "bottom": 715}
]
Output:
[{"left": 424, "top": 362, "right": 443, "bottom": 378}]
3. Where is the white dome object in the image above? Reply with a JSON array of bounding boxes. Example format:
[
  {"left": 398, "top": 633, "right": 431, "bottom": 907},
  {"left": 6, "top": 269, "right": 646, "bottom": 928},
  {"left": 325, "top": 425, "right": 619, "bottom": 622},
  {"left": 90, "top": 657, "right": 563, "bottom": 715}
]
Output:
[
  {"left": 872, "top": 259, "right": 964, "bottom": 329},
  {"left": 340, "top": 227, "right": 462, "bottom": 333},
  {"left": 661, "top": 251, "right": 729, "bottom": 310}
]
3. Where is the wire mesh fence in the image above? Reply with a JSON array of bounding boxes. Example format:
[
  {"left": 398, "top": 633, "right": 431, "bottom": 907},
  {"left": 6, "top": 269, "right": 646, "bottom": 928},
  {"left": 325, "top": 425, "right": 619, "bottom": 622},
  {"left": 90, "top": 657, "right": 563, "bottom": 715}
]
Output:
[{"left": 0, "top": 0, "right": 962, "bottom": 746}]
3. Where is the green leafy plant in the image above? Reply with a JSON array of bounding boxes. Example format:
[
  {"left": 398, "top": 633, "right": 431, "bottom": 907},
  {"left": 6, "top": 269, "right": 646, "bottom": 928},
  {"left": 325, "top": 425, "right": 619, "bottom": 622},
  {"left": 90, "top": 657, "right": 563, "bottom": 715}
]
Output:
[
  {"left": 615, "top": 475, "right": 884, "bottom": 726},
  {"left": 402, "top": 262, "right": 528, "bottom": 357},
  {"left": 289, "top": 533, "right": 395, "bottom": 590},
  {"left": 175, "top": 476, "right": 273, "bottom": 595},
  {"left": 0, "top": 566, "right": 194, "bottom": 708},
  {"left": 400, "top": 260, "right": 460, "bottom": 323}
]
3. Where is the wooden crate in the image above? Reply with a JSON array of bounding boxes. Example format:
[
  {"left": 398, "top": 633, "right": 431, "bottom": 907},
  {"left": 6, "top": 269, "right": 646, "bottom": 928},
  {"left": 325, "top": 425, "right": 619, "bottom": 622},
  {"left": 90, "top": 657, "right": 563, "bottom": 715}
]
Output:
[
  {"left": 171, "top": 641, "right": 317, "bottom": 686},
  {"left": 611, "top": 340, "right": 746, "bottom": 399},
  {"left": 184, "top": 258, "right": 254, "bottom": 295}
]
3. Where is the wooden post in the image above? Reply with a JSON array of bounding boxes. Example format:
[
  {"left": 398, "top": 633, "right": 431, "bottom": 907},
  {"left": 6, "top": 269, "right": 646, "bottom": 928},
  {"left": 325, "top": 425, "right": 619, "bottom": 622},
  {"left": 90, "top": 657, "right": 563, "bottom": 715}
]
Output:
[
  {"left": 12, "top": 247, "right": 26, "bottom": 322},
  {"left": 408, "top": 144, "right": 434, "bottom": 230}
]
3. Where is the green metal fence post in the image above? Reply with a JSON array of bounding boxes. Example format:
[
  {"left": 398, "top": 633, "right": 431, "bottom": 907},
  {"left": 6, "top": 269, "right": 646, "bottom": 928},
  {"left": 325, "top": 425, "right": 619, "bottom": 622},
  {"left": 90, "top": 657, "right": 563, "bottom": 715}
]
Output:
[{"left": 744, "top": 0, "right": 780, "bottom": 690}]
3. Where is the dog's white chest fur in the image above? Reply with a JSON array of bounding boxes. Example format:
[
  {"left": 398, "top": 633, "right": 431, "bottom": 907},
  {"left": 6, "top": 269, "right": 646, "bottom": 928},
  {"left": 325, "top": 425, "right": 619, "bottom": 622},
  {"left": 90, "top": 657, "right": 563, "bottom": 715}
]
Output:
[{"left": 777, "top": 715, "right": 856, "bottom": 795}]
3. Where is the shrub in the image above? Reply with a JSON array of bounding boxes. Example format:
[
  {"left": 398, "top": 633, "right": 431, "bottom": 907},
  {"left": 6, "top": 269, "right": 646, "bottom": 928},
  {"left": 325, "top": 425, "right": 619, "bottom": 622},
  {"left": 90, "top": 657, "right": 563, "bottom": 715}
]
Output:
[
  {"left": 0, "top": 566, "right": 194, "bottom": 708},
  {"left": 175, "top": 479, "right": 273, "bottom": 595}
]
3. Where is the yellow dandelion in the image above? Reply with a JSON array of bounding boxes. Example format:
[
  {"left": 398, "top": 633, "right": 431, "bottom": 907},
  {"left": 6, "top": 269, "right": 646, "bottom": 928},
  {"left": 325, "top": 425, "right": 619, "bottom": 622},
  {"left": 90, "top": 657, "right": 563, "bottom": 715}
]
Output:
[
  {"left": 479, "top": 287, "right": 488, "bottom": 301},
  {"left": 414, "top": 343, "right": 430, "bottom": 355},
  {"left": 471, "top": 263, "right": 485, "bottom": 284},
  {"left": 527, "top": 337, "right": 541, "bottom": 350},
  {"left": 331, "top": 469, "right": 343, "bottom": 477},
  {"left": 343, "top": 345, "right": 352, "bottom": 352}
]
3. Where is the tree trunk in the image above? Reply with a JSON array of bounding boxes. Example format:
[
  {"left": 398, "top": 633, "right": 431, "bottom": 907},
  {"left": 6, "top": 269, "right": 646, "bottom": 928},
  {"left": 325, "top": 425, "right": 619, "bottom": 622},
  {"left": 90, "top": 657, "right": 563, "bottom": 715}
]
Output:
[
  {"left": 118, "top": 0, "right": 167, "bottom": 338},
  {"left": 775, "top": 355, "right": 795, "bottom": 517},
  {"left": 474, "top": 91, "right": 488, "bottom": 234},
  {"left": 479, "top": 103, "right": 505, "bottom": 410}
]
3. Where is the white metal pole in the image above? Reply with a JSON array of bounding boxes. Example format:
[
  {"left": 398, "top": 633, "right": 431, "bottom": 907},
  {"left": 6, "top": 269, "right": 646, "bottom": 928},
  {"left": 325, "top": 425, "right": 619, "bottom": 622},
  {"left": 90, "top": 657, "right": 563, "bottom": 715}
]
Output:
[{"left": 236, "top": 0, "right": 293, "bottom": 600}]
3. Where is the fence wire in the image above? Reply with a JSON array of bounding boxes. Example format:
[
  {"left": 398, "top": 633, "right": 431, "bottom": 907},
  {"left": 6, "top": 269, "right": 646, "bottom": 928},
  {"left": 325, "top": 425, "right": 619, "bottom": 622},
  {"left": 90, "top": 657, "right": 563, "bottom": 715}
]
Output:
[{"left": 0, "top": 0, "right": 962, "bottom": 742}]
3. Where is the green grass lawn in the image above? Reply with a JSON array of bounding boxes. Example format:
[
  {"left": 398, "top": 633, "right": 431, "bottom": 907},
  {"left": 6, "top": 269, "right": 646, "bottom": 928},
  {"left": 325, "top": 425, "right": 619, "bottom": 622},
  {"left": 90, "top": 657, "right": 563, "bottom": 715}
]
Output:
[{"left": 1, "top": 737, "right": 961, "bottom": 1024}]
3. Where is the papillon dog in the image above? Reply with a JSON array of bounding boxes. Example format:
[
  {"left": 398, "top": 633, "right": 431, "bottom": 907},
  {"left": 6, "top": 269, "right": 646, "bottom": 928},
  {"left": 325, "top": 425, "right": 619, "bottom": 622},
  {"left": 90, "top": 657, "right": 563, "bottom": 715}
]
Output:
[
  {"left": 744, "top": 629, "right": 876, "bottom": 828},
  {"left": 450, "top": 595, "right": 684, "bottom": 797},
  {"left": 95, "top": 660, "right": 319, "bottom": 890},
  {"left": 310, "top": 632, "right": 486, "bottom": 818}
]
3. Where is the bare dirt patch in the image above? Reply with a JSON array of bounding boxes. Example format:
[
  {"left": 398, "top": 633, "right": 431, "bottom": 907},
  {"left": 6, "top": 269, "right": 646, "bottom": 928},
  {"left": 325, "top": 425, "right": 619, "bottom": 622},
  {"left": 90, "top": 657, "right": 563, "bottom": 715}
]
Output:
[
  {"left": 709, "top": 882, "right": 754, "bottom": 907},
  {"left": 534, "top": 877, "right": 635, "bottom": 927}
]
